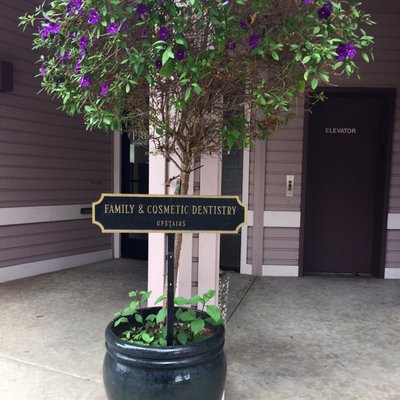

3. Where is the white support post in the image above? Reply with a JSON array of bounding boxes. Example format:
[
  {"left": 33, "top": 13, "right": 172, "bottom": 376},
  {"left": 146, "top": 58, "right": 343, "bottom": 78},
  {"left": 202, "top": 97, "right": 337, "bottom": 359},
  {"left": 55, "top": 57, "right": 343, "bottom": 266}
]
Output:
[
  {"left": 198, "top": 155, "right": 222, "bottom": 305},
  {"left": 148, "top": 141, "right": 167, "bottom": 306}
]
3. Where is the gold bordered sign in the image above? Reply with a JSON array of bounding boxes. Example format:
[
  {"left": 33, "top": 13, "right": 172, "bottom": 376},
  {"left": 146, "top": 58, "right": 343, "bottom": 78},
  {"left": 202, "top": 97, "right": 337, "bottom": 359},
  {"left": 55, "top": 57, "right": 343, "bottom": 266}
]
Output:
[{"left": 92, "top": 194, "right": 247, "bottom": 234}]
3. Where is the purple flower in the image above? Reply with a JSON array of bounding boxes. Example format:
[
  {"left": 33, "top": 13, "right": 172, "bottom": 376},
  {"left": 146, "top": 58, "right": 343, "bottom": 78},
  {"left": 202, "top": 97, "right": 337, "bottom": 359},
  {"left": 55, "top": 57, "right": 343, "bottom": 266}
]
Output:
[
  {"left": 47, "top": 22, "right": 60, "bottom": 35},
  {"left": 74, "top": 62, "right": 81, "bottom": 74},
  {"left": 119, "top": 22, "right": 127, "bottom": 32},
  {"left": 107, "top": 23, "right": 119, "bottom": 35},
  {"left": 159, "top": 26, "right": 170, "bottom": 41},
  {"left": 155, "top": 59, "right": 162, "bottom": 69},
  {"left": 336, "top": 43, "right": 348, "bottom": 61},
  {"left": 248, "top": 34, "right": 262, "bottom": 49},
  {"left": 78, "top": 36, "right": 89, "bottom": 48},
  {"left": 346, "top": 44, "right": 357, "bottom": 59},
  {"left": 66, "top": 0, "right": 83, "bottom": 15},
  {"left": 40, "top": 21, "right": 60, "bottom": 39},
  {"left": 175, "top": 48, "right": 186, "bottom": 61},
  {"left": 336, "top": 43, "right": 357, "bottom": 61},
  {"left": 88, "top": 9, "right": 100, "bottom": 24},
  {"left": 40, "top": 28, "right": 49, "bottom": 40},
  {"left": 40, "top": 65, "right": 46, "bottom": 76},
  {"left": 303, "top": 0, "right": 312, "bottom": 3},
  {"left": 101, "top": 83, "right": 108, "bottom": 96},
  {"left": 79, "top": 74, "right": 91, "bottom": 88},
  {"left": 69, "top": 32, "right": 77, "bottom": 38},
  {"left": 221, "top": 0, "right": 231, "bottom": 4},
  {"left": 58, "top": 52, "right": 71, "bottom": 61},
  {"left": 156, "top": 0, "right": 165, "bottom": 2},
  {"left": 318, "top": 2, "right": 333, "bottom": 19},
  {"left": 225, "top": 40, "right": 236, "bottom": 51},
  {"left": 136, "top": 4, "right": 150, "bottom": 18}
]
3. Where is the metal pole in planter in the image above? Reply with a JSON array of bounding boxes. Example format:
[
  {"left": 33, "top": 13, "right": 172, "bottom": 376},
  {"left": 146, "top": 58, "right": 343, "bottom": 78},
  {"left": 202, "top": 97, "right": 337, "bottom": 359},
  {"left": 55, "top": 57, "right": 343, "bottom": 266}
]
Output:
[{"left": 166, "top": 233, "right": 175, "bottom": 346}]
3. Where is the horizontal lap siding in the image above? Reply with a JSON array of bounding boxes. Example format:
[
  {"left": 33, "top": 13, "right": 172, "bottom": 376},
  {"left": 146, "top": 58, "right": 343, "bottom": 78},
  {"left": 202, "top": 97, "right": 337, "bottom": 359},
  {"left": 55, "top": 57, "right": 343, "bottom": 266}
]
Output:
[
  {"left": 0, "top": 220, "right": 110, "bottom": 268},
  {"left": 265, "top": 109, "right": 304, "bottom": 212},
  {"left": 0, "top": 0, "right": 112, "bottom": 208},
  {"left": 263, "top": 228, "right": 300, "bottom": 266},
  {"left": 0, "top": 0, "right": 112, "bottom": 269}
]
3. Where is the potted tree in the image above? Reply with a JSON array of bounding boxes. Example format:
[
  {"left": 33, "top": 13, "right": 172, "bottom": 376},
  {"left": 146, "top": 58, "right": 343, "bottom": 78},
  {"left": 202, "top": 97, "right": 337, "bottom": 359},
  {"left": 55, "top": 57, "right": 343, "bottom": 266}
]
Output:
[{"left": 20, "top": 0, "right": 374, "bottom": 399}]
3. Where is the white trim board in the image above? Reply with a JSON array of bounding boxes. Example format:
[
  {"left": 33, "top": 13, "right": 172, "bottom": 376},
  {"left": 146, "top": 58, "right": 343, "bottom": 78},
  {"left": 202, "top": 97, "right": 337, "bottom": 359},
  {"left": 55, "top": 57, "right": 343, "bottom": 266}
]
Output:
[
  {"left": 262, "top": 265, "right": 299, "bottom": 277},
  {"left": 240, "top": 262, "right": 252, "bottom": 275},
  {"left": 240, "top": 149, "right": 251, "bottom": 275},
  {"left": 264, "top": 211, "right": 301, "bottom": 228},
  {"left": 245, "top": 211, "right": 300, "bottom": 228},
  {"left": 0, "top": 204, "right": 91, "bottom": 226},
  {"left": 384, "top": 268, "right": 400, "bottom": 279},
  {"left": 0, "top": 249, "right": 112, "bottom": 283},
  {"left": 387, "top": 214, "right": 400, "bottom": 230}
]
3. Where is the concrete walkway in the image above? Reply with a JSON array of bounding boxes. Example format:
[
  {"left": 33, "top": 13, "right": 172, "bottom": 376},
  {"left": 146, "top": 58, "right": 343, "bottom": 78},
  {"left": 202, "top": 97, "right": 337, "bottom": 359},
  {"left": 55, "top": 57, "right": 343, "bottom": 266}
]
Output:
[{"left": 0, "top": 259, "right": 399, "bottom": 399}]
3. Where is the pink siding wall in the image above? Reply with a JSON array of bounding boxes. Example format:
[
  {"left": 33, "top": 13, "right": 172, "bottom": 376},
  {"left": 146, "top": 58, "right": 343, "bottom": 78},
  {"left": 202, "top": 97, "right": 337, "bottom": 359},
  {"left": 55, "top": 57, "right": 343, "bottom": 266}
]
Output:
[
  {"left": 265, "top": 110, "right": 304, "bottom": 211},
  {"left": 0, "top": 0, "right": 112, "bottom": 270},
  {"left": 0, "top": 220, "right": 110, "bottom": 269}
]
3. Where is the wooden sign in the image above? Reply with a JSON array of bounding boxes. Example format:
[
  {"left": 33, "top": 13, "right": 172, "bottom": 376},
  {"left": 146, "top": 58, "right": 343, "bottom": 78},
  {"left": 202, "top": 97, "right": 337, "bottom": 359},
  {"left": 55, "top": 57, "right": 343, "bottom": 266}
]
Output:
[{"left": 92, "top": 194, "right": 247, "bottom": 234}]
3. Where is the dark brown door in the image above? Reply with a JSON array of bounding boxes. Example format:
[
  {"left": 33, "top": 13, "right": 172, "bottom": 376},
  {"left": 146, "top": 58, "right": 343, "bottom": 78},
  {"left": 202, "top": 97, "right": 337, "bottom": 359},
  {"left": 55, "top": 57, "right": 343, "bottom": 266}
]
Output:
[{"left": 303, "top": 90, "right": 393, "bottom": 276}]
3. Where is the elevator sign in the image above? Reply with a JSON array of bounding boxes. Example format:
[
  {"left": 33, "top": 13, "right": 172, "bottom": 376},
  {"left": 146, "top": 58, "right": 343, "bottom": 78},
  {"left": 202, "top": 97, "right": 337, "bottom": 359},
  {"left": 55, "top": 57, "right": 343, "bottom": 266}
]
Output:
[{"left": 92, "top": 194, "right": 247, "bottom": 234}]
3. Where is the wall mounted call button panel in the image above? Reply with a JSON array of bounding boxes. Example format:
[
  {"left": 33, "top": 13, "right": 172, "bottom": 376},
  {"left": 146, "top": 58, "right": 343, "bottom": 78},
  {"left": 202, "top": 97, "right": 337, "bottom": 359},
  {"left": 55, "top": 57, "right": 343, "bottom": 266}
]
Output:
[{"left": 286, "top": 175, "right": 294, "bottom": 197}]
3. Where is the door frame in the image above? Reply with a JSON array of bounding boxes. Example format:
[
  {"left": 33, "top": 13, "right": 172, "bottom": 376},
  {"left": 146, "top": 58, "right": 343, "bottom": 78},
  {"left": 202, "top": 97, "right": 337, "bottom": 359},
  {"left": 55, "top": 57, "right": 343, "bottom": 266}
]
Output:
[{"left": 299, "top": 87, "right": 396, "bottom": 278}]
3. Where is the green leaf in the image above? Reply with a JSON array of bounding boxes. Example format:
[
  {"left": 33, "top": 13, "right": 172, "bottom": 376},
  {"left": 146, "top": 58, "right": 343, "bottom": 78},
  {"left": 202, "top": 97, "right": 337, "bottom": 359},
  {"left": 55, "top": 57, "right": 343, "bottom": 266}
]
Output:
[
  {"left": 206, "top": 305, "right": 221, "bottom": 323},
  {"left": 184, "top": 87, "right": 191, "bottom": 101},
  {"left": 185, "top": 295, "right": 202, "bottom": 305},
  {"left": 126, "top": 83, "right": 130, "bottom": 93},
  {"left": 361, "top": 52, "right": 370, "bottom": 62},
  {"left": 192, "top": 83, "right": 201, "bottom": 94},
  {"left": 174, "top": 296, "right": 188, "bottom": 306},
  {"left": 146, "top": 314, "right": 156, "bottom": 322},
  {"left": 302, "top": 55, "right": 311, "bottom": 64},
  {"left": 159, "top": 60, "right": 176, "bottom": 78},
  {"left": 271, "top": 51, "right": 279, "bottom": 61},
  {"left": 142, "top": 333, "right": 154, "bottom": 343},
  {"left": 128, "top": 290, "right": 138, "bottom": 298},
  {"left": 162, "top": 46, "right": 175, "bottom": 65},
  {"left": 191, "top": 318, "right": 205, "bottom": 335},
  {"left": 203, "top": 290, "right": 216, "bottom": 303},
  {"left": 159, "top": 338, "right": 167, "bottom": 346},
  {"left": 333, "top": 61, "right": 343, "bottom": 69},
  {"left": 178, "top": 308, "right": 196, "bottom": 322},
  {"left": 311, "top": 78, "right": 318, "bottom": 90},
  {"left": 114, "top": 317, "right": 128, "bottom": 327},
  {"left": 134, "top": 313, "right": 143, "bottom": 323},
  {"left": 177, "top": 329, "right": 188, "bottom": 345},
  {"left": 154, "top": 294, "right": 167, "bottom": 305},
  {"left": 156, "top": 308, "right": 168, "bottom": 324},
  {"left": 139, "top": 291, "right": 151, "bottom": 303}
]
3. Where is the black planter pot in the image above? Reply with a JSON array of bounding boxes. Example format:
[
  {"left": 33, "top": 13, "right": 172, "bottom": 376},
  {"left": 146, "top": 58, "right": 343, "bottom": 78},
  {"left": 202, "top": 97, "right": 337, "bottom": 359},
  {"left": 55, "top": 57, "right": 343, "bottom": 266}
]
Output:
[{"left": 103, "top": 307, "right": 227, "bottom": 400}]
